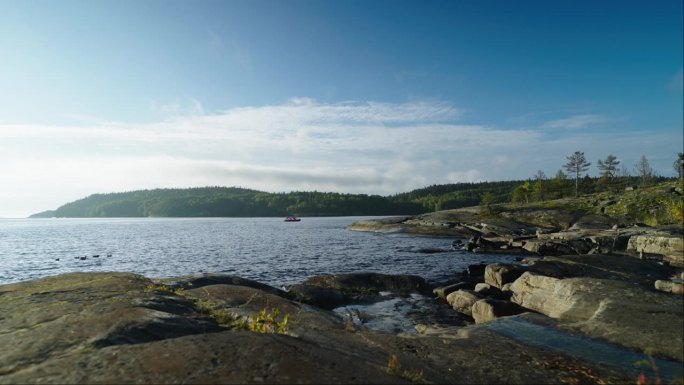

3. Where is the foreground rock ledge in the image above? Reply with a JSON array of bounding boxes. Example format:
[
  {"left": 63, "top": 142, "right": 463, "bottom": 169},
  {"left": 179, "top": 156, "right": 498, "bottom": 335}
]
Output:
[{"left": 0, "top": 272, "right": 667, "bottom": 384}]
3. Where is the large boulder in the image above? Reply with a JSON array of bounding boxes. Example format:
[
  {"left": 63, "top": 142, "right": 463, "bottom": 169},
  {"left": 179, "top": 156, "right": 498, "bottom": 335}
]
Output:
[
  {"left": 433, "top": 281, "right": 475, "bottom": 300},
  {"left": 471, "top": 299, "right": 525, "bottom": 324},
  {"left": 510, "top": 272, "right": 684, "bottom": 361},
  {"left": 446, "top": 290, "right": 483, "bottom": 316},
  {"left": 484, "top": 263, "right": 526, "bottom": 289},
  {"left": 288, "top": 273, "right": 431, "bottom": 309}
]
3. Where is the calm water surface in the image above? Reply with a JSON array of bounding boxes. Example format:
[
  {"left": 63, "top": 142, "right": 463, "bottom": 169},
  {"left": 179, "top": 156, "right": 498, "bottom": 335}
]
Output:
[{"left": 0, "top": 217, "right": 514, "bottom": 287}]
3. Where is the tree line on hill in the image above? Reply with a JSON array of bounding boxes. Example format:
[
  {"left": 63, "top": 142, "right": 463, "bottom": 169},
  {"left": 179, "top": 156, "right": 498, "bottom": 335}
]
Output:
[
  {"left": 30, "top": 153, "right": 683, "bottom": 218},
  {"left": 504, "top": 152, "right": 682, "bottom": 205}
]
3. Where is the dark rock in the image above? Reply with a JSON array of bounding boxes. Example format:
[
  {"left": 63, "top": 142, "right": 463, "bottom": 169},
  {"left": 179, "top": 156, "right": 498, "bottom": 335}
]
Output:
[
  {"left": 154, "top": 273, "right": 288, "bottom": 298},
  {"left": 286, "top": 284, "right": 348, "bottom": 310},
  {"left": 0, "top": 271, "right": 643, "bottom": 384},
  {"left": 416, "top": 247, "right": 450, "bottom": 254},
  {"left": 300, "top": 272, "right": 431, "bottom": 294},
  {"left": 467, "top": 263, "right": 487, "bottom": 277},
  {"left": 464, "top": 241, "right": 477, "bottom": 251},
  {"left": 433, "top": 281, "right": 475, "bottom": 300},
  {"left": 287, "top": 273, "right": 431, "bottom": 309}
]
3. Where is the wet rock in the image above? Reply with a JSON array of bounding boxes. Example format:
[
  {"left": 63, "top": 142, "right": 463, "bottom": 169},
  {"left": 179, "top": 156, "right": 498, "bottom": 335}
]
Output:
[
  {"left": 446, "top": 289, "right": 483, "bottom": 316},
  {"left": 288, "top": 272, "right": 431, "bottom": 309},
  {"left": 484, "top": 263, "right": 526, "bottom": 289},
  {"left": 466, "top": 263, "right": 487, "bottom": 277},
  {"left": 471, "top": 299, "right": 525, "bottom": 324}
]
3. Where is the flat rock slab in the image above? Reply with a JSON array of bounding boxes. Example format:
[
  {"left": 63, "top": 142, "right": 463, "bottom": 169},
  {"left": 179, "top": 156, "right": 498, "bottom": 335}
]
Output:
[
  {"left": 0, "top": 272, "right": 645, "bottom": 384},
  {"left": 511, "top": 272, "right": 684, "bottom": 362}
]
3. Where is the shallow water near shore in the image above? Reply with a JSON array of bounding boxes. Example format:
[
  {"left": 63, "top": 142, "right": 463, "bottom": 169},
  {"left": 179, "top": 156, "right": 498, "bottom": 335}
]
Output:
[
  {"left": 487, "top": 317, "right": 684, "bottom": 383},
  {"left": 0, "top": 217, "right": 515, "bottom": 287}
]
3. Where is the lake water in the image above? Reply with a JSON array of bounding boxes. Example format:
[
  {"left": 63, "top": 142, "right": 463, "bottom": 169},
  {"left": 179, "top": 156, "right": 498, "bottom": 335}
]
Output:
[{"left": 0, "top": 217, "right": 514, "bottom": 288}]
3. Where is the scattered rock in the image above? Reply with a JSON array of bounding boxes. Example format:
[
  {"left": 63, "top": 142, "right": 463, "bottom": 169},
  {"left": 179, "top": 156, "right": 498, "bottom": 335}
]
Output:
[
  {"left": 433, "top": 281, "right": 475, "bottom": 300},
  {"left": 673, "top": 284, "right": 684, "bottom": 295},
  {"left": 446, "top": 289, "right": 483, "bottom": 316},
  {"left": 0, "top": 271, "right": 651, "bottom": 384},
  {"left": 655, "top": 279, "right": 675, "bottom": 293},
  {"left": 484, "top": 263, "right": 526, "bottom": 289},
  {"left": 471, "top": 299, "right": 525, "bottom": 324}
]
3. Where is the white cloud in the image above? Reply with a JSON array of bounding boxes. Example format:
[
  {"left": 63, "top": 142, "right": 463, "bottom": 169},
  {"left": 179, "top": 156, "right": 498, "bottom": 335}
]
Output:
[
  {"left": 447, "top": 169, "right": 482, "bottom": 183},
  {"left": 0, "top": 99, "right": 681, "bottom": 217},
  {"left": 540, "top": 114, "right": 608, "bottom": 130}
]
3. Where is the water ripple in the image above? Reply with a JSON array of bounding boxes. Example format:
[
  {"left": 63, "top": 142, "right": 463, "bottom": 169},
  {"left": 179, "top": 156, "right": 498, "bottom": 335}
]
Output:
[{"left": 0, "top": 217, "right": 516, "bottom": 287}]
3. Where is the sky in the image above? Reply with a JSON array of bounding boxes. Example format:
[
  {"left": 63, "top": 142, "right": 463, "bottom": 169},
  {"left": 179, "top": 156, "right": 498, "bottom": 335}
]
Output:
[{"left": 0, "top": 0, "right": 682, "bottom": 218}]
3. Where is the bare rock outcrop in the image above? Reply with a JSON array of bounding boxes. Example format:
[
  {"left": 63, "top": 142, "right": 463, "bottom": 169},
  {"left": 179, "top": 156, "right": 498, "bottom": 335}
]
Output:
[
  {"left": 1, "top": 271, "right": 638, "bottom": 384},
  {"left": 510, "top": 271, "right": 684, "bottom": 362},
  {"left": 627, "top": 234, "right": 684, "bottom": 267}
]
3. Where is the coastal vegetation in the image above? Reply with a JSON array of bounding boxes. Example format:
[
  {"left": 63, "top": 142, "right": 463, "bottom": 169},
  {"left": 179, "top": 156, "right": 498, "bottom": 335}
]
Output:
[
  {"left": 29, "top": 152, "right": 681, "bottom": 218},
  {"left": 29, "top": 176, "right": 676, "bottom": 218}
]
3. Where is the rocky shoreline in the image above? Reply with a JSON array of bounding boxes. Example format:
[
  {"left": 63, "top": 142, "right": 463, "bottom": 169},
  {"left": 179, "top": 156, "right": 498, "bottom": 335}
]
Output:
[
  {"left": 2, "top": 252, "right": 683, "bottom": 383},
  {"left": 2, "top": 196, "right": 683, "bottom": 383}
]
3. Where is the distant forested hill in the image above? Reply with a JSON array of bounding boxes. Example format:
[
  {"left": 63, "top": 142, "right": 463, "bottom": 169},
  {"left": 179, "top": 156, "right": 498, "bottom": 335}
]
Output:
[
  {"left": 29, "top": 187, "right": 420, "bottom": 218},
  {"left": 29, "top": 182, "right": 527, "bottom": 218},
  {"left": 390, "top": 180, "right": 524, "bottom": 211}
]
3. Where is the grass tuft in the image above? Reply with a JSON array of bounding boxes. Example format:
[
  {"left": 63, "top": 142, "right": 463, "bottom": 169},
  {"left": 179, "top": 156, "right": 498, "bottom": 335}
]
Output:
[{"left": 386, "top": 354, "right": 426, "bottom": 384}]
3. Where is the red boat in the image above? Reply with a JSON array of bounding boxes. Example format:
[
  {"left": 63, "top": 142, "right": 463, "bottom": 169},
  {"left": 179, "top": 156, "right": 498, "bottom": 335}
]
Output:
[{"left": 284, "top": 216, "right": 301, "bottom": 222}]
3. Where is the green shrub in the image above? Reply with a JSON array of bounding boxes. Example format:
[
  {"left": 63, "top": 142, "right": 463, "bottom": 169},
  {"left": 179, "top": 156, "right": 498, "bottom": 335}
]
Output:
[{"left": 234, "top": 307, "right": 290, "bottom": 334}]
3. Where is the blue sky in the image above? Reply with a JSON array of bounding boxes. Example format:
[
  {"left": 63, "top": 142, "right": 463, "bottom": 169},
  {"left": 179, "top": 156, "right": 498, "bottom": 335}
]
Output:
[{"left": 0, "top": 0, "right": 682, "bottom": 217}]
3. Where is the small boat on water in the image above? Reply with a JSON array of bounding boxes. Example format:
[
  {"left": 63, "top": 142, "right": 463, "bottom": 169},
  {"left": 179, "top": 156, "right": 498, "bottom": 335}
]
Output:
[{"left": 284, "top": 216, "right": 301, "bottom": 222}]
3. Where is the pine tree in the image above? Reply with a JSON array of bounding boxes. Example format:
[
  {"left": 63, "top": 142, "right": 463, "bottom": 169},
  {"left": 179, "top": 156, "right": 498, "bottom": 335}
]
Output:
[
  {"left": 596, "top": 154, "right": 620, "bottom": 192},
  {"left": 597, "top": 155, "right": 620, "bottom": 178},
  {"left": 564, "top": 151, "right": 591, "bottom": 197}
]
